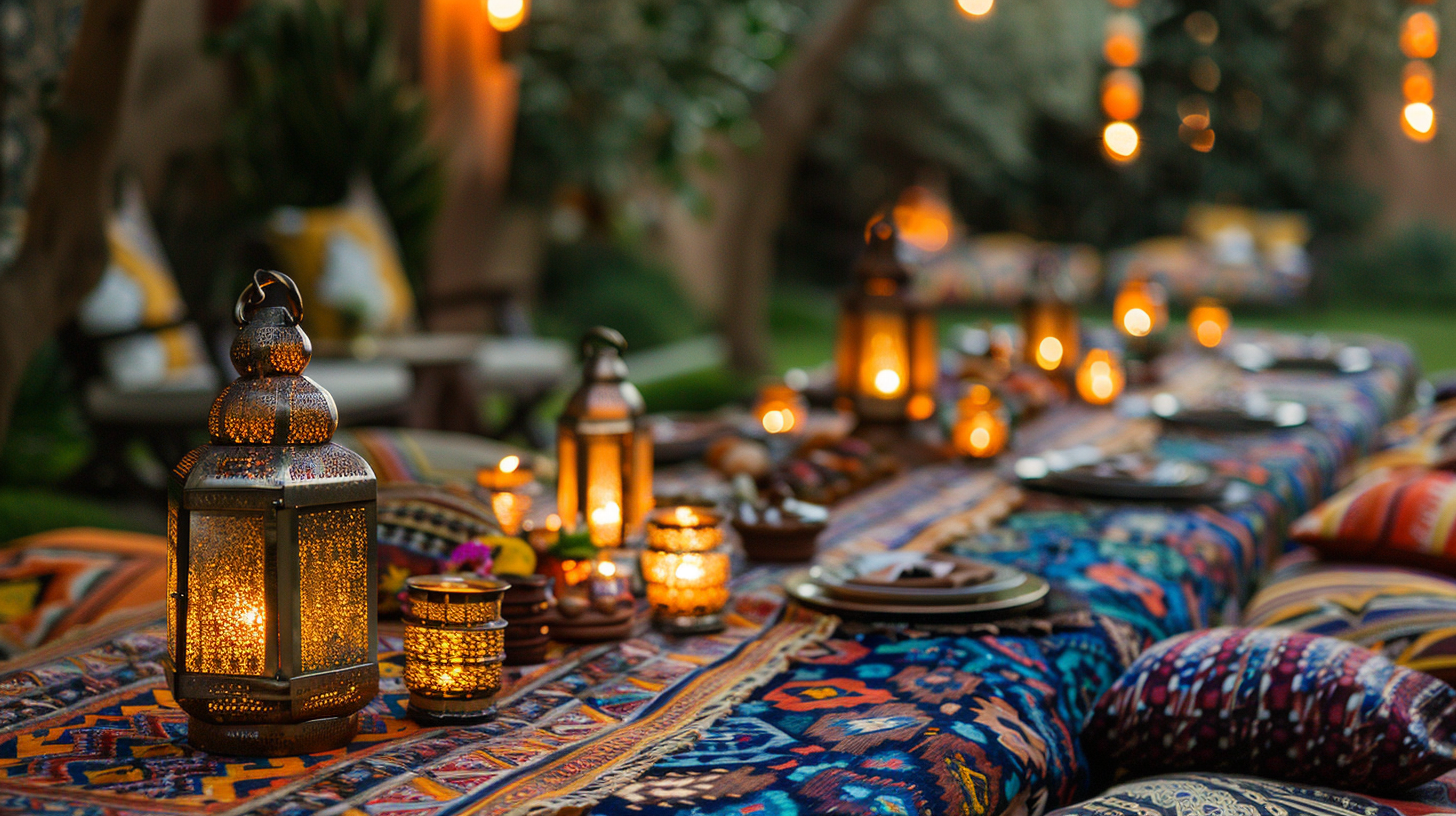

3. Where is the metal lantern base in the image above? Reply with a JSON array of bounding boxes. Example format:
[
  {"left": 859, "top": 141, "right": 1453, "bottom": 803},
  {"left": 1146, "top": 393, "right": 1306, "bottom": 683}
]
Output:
[
  {"left": 654, "top": 612, "right": 725, "bottom": 635},
  {"left": 407, "top": 693, "right": 498, "bottom": 726},
  {"left": 186, "top": 713, "right": 360, "bottom": 757}
]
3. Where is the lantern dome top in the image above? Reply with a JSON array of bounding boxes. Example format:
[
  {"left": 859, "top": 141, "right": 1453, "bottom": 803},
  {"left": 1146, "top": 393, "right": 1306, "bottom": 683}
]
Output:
[
  {"left": 208, "top": 270, "right": 339, "bottom": 446},
  {"left": 561, "top": 326, "right": 645, "bottom": 426},
  {"left": 854, "top": 216, "right": 909, "bottom": 285}
]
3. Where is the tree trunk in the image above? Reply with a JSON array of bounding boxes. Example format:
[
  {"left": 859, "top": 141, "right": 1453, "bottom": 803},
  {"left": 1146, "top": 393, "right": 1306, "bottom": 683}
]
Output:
[
  {"left": 0, "top": 0, "right": 147, "bottom": 449},
  {"left": 714, "top": 0, "right": 886, "bottom": 375}
]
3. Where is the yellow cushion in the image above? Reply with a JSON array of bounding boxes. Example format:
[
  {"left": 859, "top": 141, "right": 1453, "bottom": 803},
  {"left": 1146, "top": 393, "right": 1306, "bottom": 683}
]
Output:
[{"left": 266, "top": 184, "right": 415, "bottom": 342}]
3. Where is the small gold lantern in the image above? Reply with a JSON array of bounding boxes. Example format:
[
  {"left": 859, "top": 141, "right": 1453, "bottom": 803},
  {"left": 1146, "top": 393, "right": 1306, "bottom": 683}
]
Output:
[
  {"left": 402, "top": 575, "right": 509, "bottom": 724},
  {"left": 167, "top": 270, "right": 377, "bottom": 756},
  {"left": 755, "top": 383, "right": 809, "bottom": 435},
  {"left": 642, "top": 507, "right": 730, "bottom": 634},
  {"left": 1075, "top": 348, "right": 1126, "bottom": 405},
  {"left": 1017, "top": 259, "right": 1080, "bottom": 376},
  {"left": 1113, "top": 276, "right": 1168, "bottom": 340},
  {"left": 557, "top": 327, "right": 653, "bottom": 548},
  {"left": 1188, "top": 298, "right": 1231, "bottom": 349},
  {"left": 952, "top": 384, "right": 1010, "bottom": 458},
  {"left": 834, "top": 218, "right": 938, "bottom": 423},
  {"left": 477, "top": 455, "right": 533, "bottom": 536}
]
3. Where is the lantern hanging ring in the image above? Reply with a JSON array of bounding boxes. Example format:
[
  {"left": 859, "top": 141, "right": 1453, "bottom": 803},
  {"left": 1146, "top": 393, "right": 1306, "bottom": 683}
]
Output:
[
  {"left": 234, "top": 269, "right": 304, "bottom": 327},
  {"left": 582, "top": 326, "right": 627, "bottom": 358}
]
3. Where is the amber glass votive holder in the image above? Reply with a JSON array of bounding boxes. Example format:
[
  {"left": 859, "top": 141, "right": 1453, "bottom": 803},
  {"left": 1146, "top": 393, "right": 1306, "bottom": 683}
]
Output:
[
  {"left": 403, "top": 575, "right": 510, "bottom": 725},
  {"left": 642, "top": 507, "right": 730, "bottom": 634}
]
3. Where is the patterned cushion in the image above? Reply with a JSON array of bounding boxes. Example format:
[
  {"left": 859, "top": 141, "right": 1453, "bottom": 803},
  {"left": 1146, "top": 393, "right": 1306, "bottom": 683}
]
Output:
[
  {"left": 266, "top": 181, "right": 416, "bottom": 341},
  {"left": 1083, "top": 627, "right": 1456, "bottom": 793},
  {"left": 1047, "top": 772, "right": 1419, "bottom": 816},
  {"left": 1244, "top": 566, "right": 1456, "bottom": 685},
  {"left": 375, "top": 482, "right": 503, "bottom": 615},
  {"left": 76, "top": 180, "right": 215, "bottom": 391},
  {"left": 0, "top": 528, "right": 166, "bottom": 657},
  {"left": 1289, "top": 467, "right": 1456, "bottom": 576}
]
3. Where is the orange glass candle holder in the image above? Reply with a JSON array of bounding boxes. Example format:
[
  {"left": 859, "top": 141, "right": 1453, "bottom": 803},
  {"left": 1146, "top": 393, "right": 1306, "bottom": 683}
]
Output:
[
  {"left": 1075, "top": 349, "right": 1126, "bottom": 406},
  {"left": 403, "top": 575, "right": 510, "bottom": 725},
  {"left": 755, "top": 383, "right": 810, "bottom": 435},
  {"left": 1113, "top": 277, "right": 1168, "bottom": 340},
  {"left": 952, "top": 384, "right": 1010, "bottom": 458},
  {"left": 642, "top": 507, "right": 729, "bottom": 633},
  {"left": 1188, "top": 298, "right": 1231, "bottom": 349},
  {"left": 478, "top": 455, "right": 534, "bottom": 536}
]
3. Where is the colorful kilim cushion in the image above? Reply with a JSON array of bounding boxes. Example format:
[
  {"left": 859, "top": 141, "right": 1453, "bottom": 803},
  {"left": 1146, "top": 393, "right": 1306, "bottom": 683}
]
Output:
[
  {"left": 1290, "top": 467, "right": 1456, "bottom": 576},
  {"left": 1083, "top": 627, "right": 1456, "bottom": 793},
  {"left": 1046, "top": 772, "right": 1435, "bottom": 816},
  {"left": 0, "top": 527, "right": 165, "bottom": 657},
  {"left": 1244, "top": 566, "right": 1456, "bottom": 685}
]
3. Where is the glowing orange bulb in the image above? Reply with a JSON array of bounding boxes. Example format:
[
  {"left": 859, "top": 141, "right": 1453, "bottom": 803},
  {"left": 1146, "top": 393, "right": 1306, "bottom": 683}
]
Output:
[
  {"left": 1104, "top": 33, "right": 1141, "bottom": 67},
  {"left": 1405, "top": 61, "right": 1436, "bottom": 103},
  {"left": 1402, "top": 11, "right": 1440, "bottom": 60},
  {"left": 1114, "top": 278, "right": 1166, "bottom": 338},
  {"left": 1405, "top": 102, "right": 1437, "bottom": 141},
  {"left": 1101, "top": 71, "right": 1143, "bottom": 121},
  {"left": 1103, "top": 121, "right": 1140, "bottom": 161},
  {"left": 487, "top": 0, "right": 528, "bottom": 30},
  {"left": 907, "top": 393, "right": 936, "bottom": 421},
  {"left": 957, "top": 0, "right": 994, "bottom": 18}
]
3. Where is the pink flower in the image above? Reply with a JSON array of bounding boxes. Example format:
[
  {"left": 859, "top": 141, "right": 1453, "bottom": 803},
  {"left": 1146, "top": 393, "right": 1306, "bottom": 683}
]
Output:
[{"left": 445, "top": 539, "right": 495, "bottom": 576}]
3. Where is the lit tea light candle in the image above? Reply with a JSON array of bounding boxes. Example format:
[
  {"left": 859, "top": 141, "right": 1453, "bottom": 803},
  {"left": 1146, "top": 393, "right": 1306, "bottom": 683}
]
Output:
[
  {"left": 403, "top": 575, "right": 510, "bottom": 725},
  {"left": 1188, "top": 298, "right": 1231, "bottom": 349},
  {"left": 1075, "top": 349, "right": 1126, "bottom": 406},
  {"left": 477, "top": 455, "right": 535, "bottom": 536},
  {"left": 754, "top": 383, "right": 809, "bottom": 435},
  {"left": 643, "top": 506, "right": 729, "bottom": 633},
  {"left": 952, "top": 384, "right": 1010, "bottom": 459},
  {"left": 1113, "top": 277, "right": 1168, "bottom": 340}
]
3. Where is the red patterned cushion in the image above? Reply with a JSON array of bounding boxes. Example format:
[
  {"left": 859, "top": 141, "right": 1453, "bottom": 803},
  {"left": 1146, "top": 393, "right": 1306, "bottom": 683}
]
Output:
[
  {"left": 1083, "top": 627, "right": 1456, "bottom": 794},
  {"left": 1290, "top": 467, "right": 1456, "bottom": 576}
]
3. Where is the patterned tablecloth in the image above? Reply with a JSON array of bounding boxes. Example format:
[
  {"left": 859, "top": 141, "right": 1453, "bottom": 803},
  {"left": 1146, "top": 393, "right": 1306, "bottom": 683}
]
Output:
[{"left": 0, "top": 335, "right": 1421, "bottom": 816}]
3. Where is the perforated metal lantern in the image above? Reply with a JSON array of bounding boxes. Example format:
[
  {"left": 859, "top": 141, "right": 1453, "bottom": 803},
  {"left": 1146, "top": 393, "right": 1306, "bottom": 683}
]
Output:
[
  {"left": 556, "top": 327, "right": 653, "bottom": 548},
  {"left": 834, "top": 219, "right": 938, "bottom": 423},
  {"left": 167, "top": 270, "right": 378, "bottom": 757}
]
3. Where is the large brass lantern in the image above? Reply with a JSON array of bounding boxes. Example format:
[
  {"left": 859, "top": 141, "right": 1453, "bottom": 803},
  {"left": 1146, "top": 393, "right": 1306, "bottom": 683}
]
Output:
[
  {"left": 167, "top": 270, "right": 378, "bottom": 756},
  {"left": 834, "top": 218, "right": 938, "bottom": 423},
  {"left": 557, "top": 327, "right": 653, "bottom": 547}
]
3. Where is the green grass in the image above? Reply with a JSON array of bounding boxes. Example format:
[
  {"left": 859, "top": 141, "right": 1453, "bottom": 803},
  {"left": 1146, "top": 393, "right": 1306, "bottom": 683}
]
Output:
[{"left": 0, "top": 489, "right": 140, "bottom": 545}]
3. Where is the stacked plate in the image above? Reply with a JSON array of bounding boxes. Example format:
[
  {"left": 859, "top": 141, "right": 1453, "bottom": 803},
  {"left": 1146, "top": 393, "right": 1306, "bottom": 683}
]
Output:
[{"left": 786, "top": 553, "right": 1048, "bottom": 621}]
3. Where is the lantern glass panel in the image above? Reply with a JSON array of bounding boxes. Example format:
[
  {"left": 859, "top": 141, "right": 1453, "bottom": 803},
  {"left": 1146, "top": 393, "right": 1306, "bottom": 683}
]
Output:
[
  {"left": 186, "top": 511, "right": 268, "bottom": 676},
  {"left": 557, "top": 427, "right": 579, "bottom": 530},
  {"left": 858, "top": 310, "right": 910, "bottom": 399},
  {"left": 911, "top": 310, "right": 938, "bottom": 393},
  {"left": 631, "top": 427, "right": 654, "bottom": 533},
  {"left": 834, "top": 310, "right": 860, "bottom": 397},
  {"left": 298, "top": 506, "right": 372, "bottom": 672},
  {"left": 585, "top": 434, "right": 626, "bottom": 546},
  {"left": 166, "top": 496, "right": 178, "bottom": 663}
]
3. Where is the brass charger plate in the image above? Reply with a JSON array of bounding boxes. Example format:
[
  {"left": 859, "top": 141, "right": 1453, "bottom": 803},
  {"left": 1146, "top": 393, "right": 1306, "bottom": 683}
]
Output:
[
  {"left": 808, "top": 558, "right": 1032, "bottom": 604},
  {"left": 785, "top": 569, "right": 1049, "bottom": 621}
]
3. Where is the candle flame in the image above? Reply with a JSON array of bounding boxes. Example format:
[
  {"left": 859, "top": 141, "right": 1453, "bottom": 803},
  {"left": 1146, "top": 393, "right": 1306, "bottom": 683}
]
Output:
[
  {"left": 499, "top": 455, "right": 520, "bottom": 474},
  {"left": 1122, "top": 307, "right": 1152, "bottom": 337},
  {"left": 969, "top": 426, "right": 991, "bottom": 452},
  {"left": 674, "top": 561, "right": 705, "bottom": 581},
  {"left": 762, "top": 409, "right": 793, "bottom": 434},
  {"left": 597, "top": 560, "right": 617, "bottom": 578},
  {"left": 674, "top": 506, "right": 698, "bottom": 526},
  {"left": 591, "top": 502, "right": 622, "bottom": 526},
  {"left": 1196, "top": 320, "right": 1223, "bottom": 348},
  {"left": 873, "top": 369, "right": 902, "bottom": 396},
  {"left": 1036, "top": 336, "right": 1064, "bottom": 370},
  {"left": 486, "top": 0, "right": 526, "bottom": 31}
]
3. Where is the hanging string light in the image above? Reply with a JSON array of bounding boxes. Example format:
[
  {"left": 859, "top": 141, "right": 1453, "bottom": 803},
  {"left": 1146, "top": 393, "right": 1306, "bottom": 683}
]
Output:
[
  {"left": 1101, "top": 0, "right": 1143, "bottom": 163},
  {"left": 1179, "top": 10, "right": 1218, "bottom": 152},
  {"left": 1401, "top": 3, "right": 1439, "bottom": 142}
]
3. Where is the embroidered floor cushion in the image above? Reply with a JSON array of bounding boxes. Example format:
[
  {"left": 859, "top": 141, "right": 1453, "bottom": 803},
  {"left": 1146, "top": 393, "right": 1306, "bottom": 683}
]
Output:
[
  {"left": 1244, "top": 566, "right": 1456, "bottom": 685},
  {"left": 0, "top": 527, "right": 166, "bottom": 657},
  {"left": 1046, "top": 772, "right": 1425, "bottom": 816},
  {"left": 1289, "top": 467, "right": 1456, "bottom": 576},
  {"left": 1082, "top": 627, "right": 1456, "bottom": 793}
]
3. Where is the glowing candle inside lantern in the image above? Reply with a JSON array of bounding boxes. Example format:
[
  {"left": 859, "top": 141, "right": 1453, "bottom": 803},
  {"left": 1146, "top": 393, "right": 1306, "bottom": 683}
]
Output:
[
  {"left": 957, "top": 0, "right": 993, "bottom": 18},
  {"left": 1113, "top": 277, "right": 1167, "bottom": 340},
  {"left": 1188, "top": 298, "right": 1231, "bottom": 349},
  {"left": 952, "top": 384, "right": 1009, "bottom": 459},
  {"left": 754, "top": 383, "right": 808, "bottom": 435},
  {"left": 485, "top": 0, "right": 528, "bottom": 31},
  {"left": 1075, "top": 349, "right": 1126, "bottom": 406},
  {"left": 643, "top": 507, "right": 729, "bottom": 632},
  {"left": 1036, "top": 336, "right": 1064, "bottom": 371},
  {"left": 402, "top": 575, "right": 509, "bottom": 725},
  {"left": 1123, "top": 308, "right": 1152, "bottom": 337},
  {"left": 859, "top": 314, "right": 910, "bottom": 399},
  {"left": 478, "top": 455, "right": 533, "bottom": 536},
  {"left": 1103, "top": 121, "right": 1141, "bottom": 162}
]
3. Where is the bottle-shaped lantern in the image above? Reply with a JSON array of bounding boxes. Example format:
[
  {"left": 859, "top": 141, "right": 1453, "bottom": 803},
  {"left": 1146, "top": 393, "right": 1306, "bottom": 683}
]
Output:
[
  {"left": 557, "top": 327, "right": 653, "bottom": 547},
  {"left": 167, "top": 270, "right": 378, "bottom": 756},
  {"left": 1017, "top": 253, "right": 1081, "bottom": 376},
  {"left": 834, "top": 218, "right": 938, "bottom": 423}
]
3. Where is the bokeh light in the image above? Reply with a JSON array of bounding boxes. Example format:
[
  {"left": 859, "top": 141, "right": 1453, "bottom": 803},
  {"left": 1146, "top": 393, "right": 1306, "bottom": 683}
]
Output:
[{"left": 1103, "top": 121, "right": 1140, "bottom": 161}]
